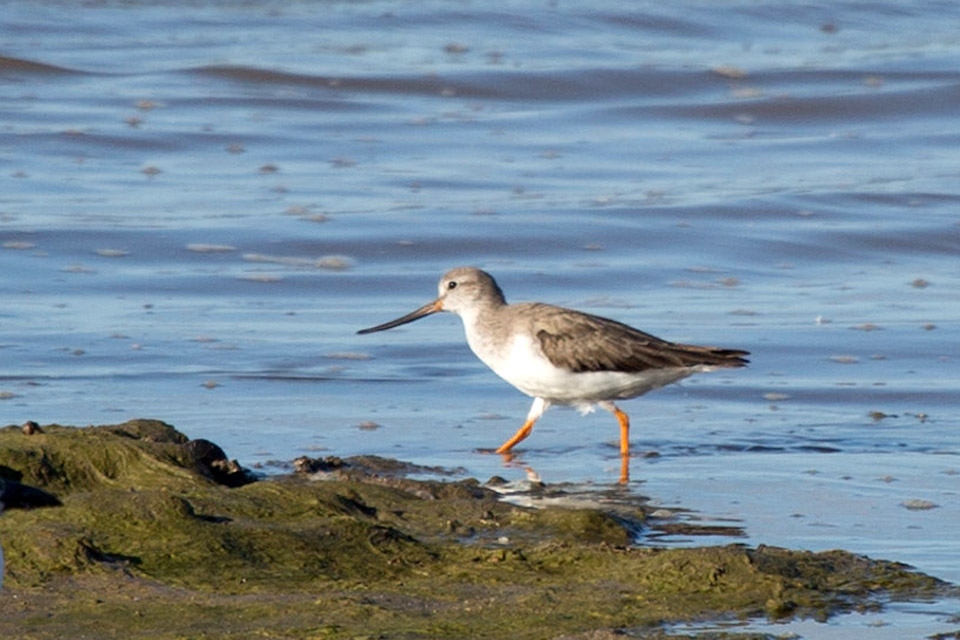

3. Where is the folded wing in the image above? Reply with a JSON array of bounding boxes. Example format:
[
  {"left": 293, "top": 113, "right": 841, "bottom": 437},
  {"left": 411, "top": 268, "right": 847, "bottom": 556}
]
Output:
[{"left": 528, "top": 304, "right": 749, "bottom": 374}]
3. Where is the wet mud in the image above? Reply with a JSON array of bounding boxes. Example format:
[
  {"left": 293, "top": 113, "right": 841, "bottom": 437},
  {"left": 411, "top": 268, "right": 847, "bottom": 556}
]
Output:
[{"left": 0, "top": 420, "right": 949, "bottom": 639}]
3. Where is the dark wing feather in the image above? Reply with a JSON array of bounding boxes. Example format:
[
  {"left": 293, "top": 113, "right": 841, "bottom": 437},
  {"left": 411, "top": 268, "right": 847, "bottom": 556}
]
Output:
[{"left": 527, "top": 304, "right": 749, "bottom": 374}]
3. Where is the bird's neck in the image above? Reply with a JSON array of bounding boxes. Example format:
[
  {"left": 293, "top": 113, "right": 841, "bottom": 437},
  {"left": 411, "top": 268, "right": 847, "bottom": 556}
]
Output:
[
  {"left": 459, "top": 298, "right": 504, "bottom": 330},
  {"left": 460, "top": 303, "right": 510, "bottom": 360}
]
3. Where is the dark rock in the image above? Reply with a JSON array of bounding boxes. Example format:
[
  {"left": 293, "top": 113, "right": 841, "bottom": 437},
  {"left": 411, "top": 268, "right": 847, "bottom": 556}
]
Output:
[
  {"left": 181, "top": 438, "right": 256, "bottom": 488},
  {"left": 0, "top": 478, "right": 61, "bottom": 509},
  {"left": 21, "top": 421, "right": 42, "bottom": 435}
]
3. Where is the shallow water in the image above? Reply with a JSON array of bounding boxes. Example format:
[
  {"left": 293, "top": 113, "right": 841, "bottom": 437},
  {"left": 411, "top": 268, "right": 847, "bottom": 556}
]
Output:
[{"left": 2, "top": 1, "right": 959, "bottom": 635}]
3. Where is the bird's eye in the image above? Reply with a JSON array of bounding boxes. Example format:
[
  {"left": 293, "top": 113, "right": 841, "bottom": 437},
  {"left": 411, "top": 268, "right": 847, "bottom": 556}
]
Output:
[{"left": 447, "top": 281, "right": 458, "bottom": 290}]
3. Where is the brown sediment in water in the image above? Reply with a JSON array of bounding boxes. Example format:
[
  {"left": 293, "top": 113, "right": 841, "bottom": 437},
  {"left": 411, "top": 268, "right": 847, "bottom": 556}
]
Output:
[{"left": 0, "top": 420, "right": 949, "bottom": 639}]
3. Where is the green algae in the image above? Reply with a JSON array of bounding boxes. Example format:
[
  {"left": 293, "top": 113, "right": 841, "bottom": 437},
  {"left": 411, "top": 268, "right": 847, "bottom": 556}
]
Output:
[{"left": 0, "top": 420, "right": 949, "bottom": 639}]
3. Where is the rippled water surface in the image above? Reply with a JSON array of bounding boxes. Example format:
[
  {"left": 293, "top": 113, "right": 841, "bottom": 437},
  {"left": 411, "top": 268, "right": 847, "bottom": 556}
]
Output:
[{"left": 2, "top": 1, "right": 959, "bottom": 635}]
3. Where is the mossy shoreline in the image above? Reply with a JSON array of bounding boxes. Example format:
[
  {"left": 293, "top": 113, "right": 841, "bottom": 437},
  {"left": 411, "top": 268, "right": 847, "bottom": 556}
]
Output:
[{"left": 0, "top": 420, "right": 950, "bottom": 639}]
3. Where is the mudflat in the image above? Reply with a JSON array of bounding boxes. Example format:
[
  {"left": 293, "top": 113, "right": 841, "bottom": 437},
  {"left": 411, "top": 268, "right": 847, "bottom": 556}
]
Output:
[{"left": 0, "top": 420, "right": 947, "bottom": 639}]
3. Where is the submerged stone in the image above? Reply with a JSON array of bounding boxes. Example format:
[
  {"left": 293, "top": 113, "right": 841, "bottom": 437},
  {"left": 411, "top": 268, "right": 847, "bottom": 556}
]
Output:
[{"left": 0, "top": 420, "right": 950, "bottom": 639}]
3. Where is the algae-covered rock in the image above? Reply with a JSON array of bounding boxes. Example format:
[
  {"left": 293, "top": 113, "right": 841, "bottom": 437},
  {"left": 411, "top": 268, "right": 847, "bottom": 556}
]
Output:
[
  {"left": 0, "top": 420, "right": 949, "bottom": 640},
  {"left": 0, "top": 419, "right": 252, "bottom": 495}
]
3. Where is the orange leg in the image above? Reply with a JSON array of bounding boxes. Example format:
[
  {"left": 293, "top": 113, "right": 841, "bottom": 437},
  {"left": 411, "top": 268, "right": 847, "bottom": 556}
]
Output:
[
  {"left": 495, "top": 397, "right": 548, "bottom": 455},
  {"left": 495, "top": 418, "right": 536, "bottom": 454},
  {"left": 611, "top": 406, "right": 631, "bottom": 485},
  {"left": 612, "top": 407, "right": 630, "bottom": 457}
]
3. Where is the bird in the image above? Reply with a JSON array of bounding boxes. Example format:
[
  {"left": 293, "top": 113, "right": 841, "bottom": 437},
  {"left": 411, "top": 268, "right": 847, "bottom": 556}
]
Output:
[{"left": 358, "top": 266, "right": 749, "bottom": 483}]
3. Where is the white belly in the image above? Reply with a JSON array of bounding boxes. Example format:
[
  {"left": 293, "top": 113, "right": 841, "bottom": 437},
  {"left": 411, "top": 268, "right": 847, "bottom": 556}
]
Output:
[{"left": 470, "top": 332, "right": 697, "bottom": 404}]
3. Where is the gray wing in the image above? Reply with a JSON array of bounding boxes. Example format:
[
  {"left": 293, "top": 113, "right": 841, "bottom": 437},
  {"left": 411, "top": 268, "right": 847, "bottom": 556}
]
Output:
[{"left": 526, "top": 304, "right": 749, "bottom": 374}]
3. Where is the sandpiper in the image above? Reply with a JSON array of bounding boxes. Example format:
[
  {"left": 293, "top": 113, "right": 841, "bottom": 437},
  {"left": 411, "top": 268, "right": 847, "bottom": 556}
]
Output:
[{"left": 358, "top": 266, "right": 749, "bottom": 483}]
